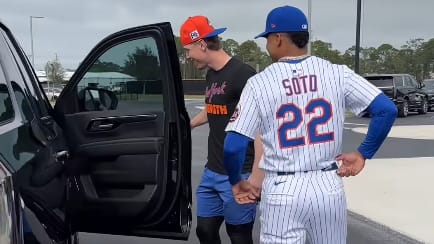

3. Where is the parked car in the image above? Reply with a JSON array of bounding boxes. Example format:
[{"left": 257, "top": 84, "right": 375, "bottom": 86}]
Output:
[
  {"left": 0, "top": 21, "right": 192, "bottom": 244},
  {"left": 364, "top": 74, "right": 429, "bottom": 117},
  {"left": 422, "top": 78, "right": 434, "bottom": 111},
  {"left": 43, "top": 87, "right": 62, "bottom": 101}
]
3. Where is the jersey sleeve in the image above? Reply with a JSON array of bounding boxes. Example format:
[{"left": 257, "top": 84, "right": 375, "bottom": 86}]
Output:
[
  {"left": 225, "top": 80, "right": 260, "bottom": 140},
  {"left": 343, "top": 66, "right": 382, "bottom": 116}
]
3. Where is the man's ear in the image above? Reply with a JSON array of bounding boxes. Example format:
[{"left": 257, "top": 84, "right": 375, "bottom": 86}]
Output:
[
  {"left": 274, "top": 34, "right": 282, "bottom": 47},
  {"left": 200, "top": 40, "right": 207, "bottom": 51}
]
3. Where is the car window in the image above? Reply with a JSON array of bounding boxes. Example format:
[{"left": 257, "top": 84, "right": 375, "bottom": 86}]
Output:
[
  {"left": 408, "top": 76, "right": 418, "bottom": 87},
  {"left": 404, "top": 76, "right": 417, "bottom": 87},
  {"left": 76, "top": 37, "right": 163, "bottom": 112},
  {"left": 0, "top": 68, "right": 14, "bottom": 124},
  {"left": 1, "top": 25, "right": 52, "bottom": 118},
  {"left": 10, "top": 81, "right": 34, "bottom": 122},
  {"left": 424, "top": 80, "right": 434, "bottom": 88},
  {"left": 394, "top": 76, "right": 404, "bottom": 86},
  {"left": 402, "top": 76, "right": 409, "bottom": 86},
  {"left": 365, "top": 76, "right": 393, "bottom": 87}
]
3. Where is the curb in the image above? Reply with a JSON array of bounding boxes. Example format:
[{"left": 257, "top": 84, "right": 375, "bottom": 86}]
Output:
[{"left": 348, "top": 211, "right": 426, "bottom": 244}]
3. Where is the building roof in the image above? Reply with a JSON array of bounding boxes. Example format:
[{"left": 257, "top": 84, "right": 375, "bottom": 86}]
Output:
[{"left": 36, "top": 70, "right": 135, "bottom": 83}]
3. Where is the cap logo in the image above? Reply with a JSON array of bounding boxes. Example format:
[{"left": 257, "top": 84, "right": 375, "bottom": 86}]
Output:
[
  {"left": 271, "top": 23, "right": 276, "bottom": 28},
  {"left": 302, "top": 24, "right": 308, "bottom": 30},
  {"left": 190, "top": 30, "right": 200, "bottom": 40}
]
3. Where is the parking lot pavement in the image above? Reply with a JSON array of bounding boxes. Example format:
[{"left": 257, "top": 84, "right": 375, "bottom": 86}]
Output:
[{"left": 344, "top": 117, "right": 434, "bottom": 243}]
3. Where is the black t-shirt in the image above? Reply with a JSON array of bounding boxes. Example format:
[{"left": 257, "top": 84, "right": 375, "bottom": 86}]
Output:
[{"left": 204, "top": 58, "right": 256, "bottom": 175}]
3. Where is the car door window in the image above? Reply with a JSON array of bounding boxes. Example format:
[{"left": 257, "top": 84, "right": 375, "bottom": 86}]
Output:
[
  {"left": 76, "top": 37, "right": 163, "bottom": 112},
  {"left": 0, "top": 68, "right": 14, "bottom": 124},
  {"left": 1, "top": 27, "right": 51, "bottom": 120}
]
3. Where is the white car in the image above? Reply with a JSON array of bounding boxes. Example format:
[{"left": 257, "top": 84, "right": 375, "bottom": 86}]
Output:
[{"left": 43, "top": 87, "right": 62, "bottom": 100}]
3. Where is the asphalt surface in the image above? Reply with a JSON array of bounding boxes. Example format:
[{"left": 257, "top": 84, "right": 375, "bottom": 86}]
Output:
[{"left": 79, "top": 100, "right": 430, "bottom": 244}]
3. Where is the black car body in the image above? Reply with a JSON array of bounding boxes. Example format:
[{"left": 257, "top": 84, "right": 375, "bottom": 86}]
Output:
[
  {"left": 422, "top": 79, "right": 434, "bottom": 111},
  {"left": 0, "top": 21, "right": 192, "bottom": 243},
  {"left": 364, "top": 74, "right": 429, "bottom": 117}
]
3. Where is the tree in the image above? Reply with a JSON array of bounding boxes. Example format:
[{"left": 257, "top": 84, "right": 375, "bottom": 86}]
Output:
[
  {"left": 376, "top": 44, "right": 399, "bottom": 72},
  {"left": 122, "top": 47, "right": 160, "bottom": 81},
  {"left": 45, "top": 55, "right": 65, "bottom": 85},
  {"left": 170, "top": 34, "right": 434, "bottom": 79},
  {"left": 311, "top": 40, "right": 342, "bottom": 64},
  {"left": 342, "top": 46, "right": 356, "bottom": 70},
  {"left": 222, "top": 39, "right": 239, "bottom": 57},
  {"left": 236, "top": 40, "right": 271, "bottom": 71},
  {"left": 419, "top": 38, "right": 434, "bottom": 79}
]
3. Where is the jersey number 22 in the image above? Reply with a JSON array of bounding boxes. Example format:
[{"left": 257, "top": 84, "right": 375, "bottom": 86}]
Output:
[{"left": 277, "top": 98, "right": 334, "bottom": 148}]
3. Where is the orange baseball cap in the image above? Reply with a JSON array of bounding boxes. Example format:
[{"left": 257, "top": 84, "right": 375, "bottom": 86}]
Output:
[{"left": 180, "top": 16, "right": 226, "bottom": 46}]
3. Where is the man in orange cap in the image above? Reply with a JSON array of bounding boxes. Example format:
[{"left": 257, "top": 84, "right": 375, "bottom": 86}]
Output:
[{"left": 180, "top": 16, "right": 263, "bottom": 244}]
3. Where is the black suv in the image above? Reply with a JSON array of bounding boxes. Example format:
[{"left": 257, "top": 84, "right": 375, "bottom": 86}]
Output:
[
  {"left": 364, "top": 74, "right": 429, "bottom": 117},
  {"left": 422, "top": 78, "right": 434, "bottom": 111},
  {"left": 0, "top": 21, "right": 192, "bottom": 243}
]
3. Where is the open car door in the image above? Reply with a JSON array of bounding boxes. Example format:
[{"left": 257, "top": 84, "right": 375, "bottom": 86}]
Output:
[{"left": 53, "top": 22, "right": 192, "bottom": 240}]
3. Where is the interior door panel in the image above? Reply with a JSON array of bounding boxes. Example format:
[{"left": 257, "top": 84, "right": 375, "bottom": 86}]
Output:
[
  {"left": 64, "top": 110, "right": 168, "bottom": 218},
  {"left": 63, "top": 111, "right": 164, "bottom": 155},
  {"left": 53, "top": 23, "right": 192, "bottom": 240}
]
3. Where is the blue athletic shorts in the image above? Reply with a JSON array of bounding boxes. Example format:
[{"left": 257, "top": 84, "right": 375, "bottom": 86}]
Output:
[{"left": 196, "top": 167, "right": 256, "bottom": 225}]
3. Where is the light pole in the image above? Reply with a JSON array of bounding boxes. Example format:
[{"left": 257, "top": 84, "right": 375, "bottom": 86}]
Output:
[
  {"left": 355, "top": 0, "right": 362, "bottom": 74},
  {"left": 30, "top": 16, "right": 44, "bottom": 68}
]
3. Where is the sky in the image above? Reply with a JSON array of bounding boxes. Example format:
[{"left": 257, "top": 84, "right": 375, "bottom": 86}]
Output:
[{"left": 0, "top": 0, "right": 433, "bottom": 70}]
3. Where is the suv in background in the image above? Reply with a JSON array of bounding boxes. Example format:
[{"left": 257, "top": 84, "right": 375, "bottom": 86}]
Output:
[
  {"left": 364, "top": 74, "right": 429, "bottom": 117},
  {"left": 422, "top": 78, "right": 434, "bottom": 111}
]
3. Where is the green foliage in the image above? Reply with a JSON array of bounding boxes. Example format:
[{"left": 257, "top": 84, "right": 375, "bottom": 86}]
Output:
[
  {"left": 311, "top": 40, "right": 343, "bottom": 64},
  {"left": 222, "top": 39, "right": 239, "bottom": 57},
  {"left": 235, "top": 40, "right": 271, "bottom": 71},
  {"left": 122, "top": 47, "right": 160, "bottom": 81},
  {"left": 172, "top": 35, "right": 434, "bottom": 80}
]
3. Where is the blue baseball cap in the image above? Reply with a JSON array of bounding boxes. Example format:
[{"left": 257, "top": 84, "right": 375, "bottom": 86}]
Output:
[{"left": 255, "top": 5, "right": 308, "bottom": 39}]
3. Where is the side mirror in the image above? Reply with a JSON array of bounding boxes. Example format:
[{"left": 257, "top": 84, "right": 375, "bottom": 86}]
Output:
[{"left": 78, "top": 87, "right": 118, "bottom": 111}]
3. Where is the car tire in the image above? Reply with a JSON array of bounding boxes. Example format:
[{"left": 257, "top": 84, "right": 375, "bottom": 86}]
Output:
[
  {"left": 398, "top": 100, "right": 409, "bottom": 117},
  {"left": 418, "top": 98, "right": 428, "bottom": 114}
]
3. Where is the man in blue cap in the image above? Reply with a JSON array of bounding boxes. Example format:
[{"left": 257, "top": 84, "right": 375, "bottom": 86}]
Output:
[{"left": 223, "top": 5, "right": 397, "bottom": 244}]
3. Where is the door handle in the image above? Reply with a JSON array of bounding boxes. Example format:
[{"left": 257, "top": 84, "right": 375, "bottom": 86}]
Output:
[
  {"left": 87, "top": 114, "right": 157, "bottom": 132},
  {"left": 87, "top": 120, "right": 117, "bottom": 132},
  {"left": 96, "top": 123, "right": 114, "bottom": 130}
]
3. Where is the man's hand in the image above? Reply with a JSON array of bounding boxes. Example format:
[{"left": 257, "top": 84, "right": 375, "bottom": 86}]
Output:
[
  {"left": 248, "top": 170, "right": 264, "bottom": 198},
  {"left": 232, "top": 180, "right": 260, "bottom": 204},
  {"left": 335, "top": 151, "right": 366, "bottom": 177}
]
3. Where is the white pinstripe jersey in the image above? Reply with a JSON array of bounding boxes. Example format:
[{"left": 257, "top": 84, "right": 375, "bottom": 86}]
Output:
[{"left": 226, "top": 56, "right": 381, "bottom": 173}]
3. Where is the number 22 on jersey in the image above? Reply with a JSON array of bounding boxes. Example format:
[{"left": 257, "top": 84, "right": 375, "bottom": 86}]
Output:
[{"left": 276, "top": 98, "right": 334, "bottom": 149}]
